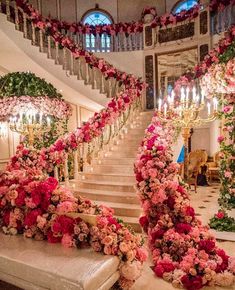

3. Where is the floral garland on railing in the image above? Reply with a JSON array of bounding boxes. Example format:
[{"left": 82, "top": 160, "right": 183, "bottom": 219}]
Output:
[
  {"left": 18, "top": 0, "right": 235, "bottom": 39},
  {"left": 209, "top": 94, "right": 235, "bottom": 231},
  {"left": 11, "top": 0, "right": 143, "bottom": 89},
  {"left": 134, "top": 113, "right": 235, "bottom": 289},
  {"left": 174, "top": 26, "right": 235, "bottom": 92},
  {"left": 200, "top": 58, "right": 235, "bottom": 97},
  {"left": 0, "top": 169, "right": 147, "bottom": 289}
]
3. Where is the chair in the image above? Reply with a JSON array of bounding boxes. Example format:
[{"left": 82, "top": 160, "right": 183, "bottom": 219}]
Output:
[
  {"left": 187, "top": 150, "right": 208, "bottom": 192},
  {"left": 207, "top": 152, "right": 220, "bottom": 182}
]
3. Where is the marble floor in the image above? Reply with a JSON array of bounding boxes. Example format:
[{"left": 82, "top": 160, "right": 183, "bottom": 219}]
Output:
[
  {"left": 0, "top": 183, "right": 235, "bottom": 290},
  {"left": 131, "top": 183, "right": 235, "bottom": 290}
]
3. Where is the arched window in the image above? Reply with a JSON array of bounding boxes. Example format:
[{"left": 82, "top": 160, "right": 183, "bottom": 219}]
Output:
[
  {"left": 172, "top": 0, "right": 198, "bottom": 14},
  {"left": 82, "top": 10, "right": 112, "bottom": 52}
]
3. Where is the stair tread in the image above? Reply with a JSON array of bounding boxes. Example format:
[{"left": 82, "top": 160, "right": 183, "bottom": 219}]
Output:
[
  {"left": 71, "top": 179, "right": 135, "bottom": 186},
  {"left": 116, "top": 216, "right": 140, "bottom": 223},
  {"left": 94, "top": 200, "right": 141, "bottom": 210},
  {"left": 81, "top": 172, "right": 135, "bottom": 177},
  {"left": 73, "top": 187, "right": 136, "bottom": 196}
]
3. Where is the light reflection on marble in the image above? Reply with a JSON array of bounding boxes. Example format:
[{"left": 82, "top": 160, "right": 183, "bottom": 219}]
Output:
[{"left": 131, "top": 183, "right": 235, "bottom": 290}]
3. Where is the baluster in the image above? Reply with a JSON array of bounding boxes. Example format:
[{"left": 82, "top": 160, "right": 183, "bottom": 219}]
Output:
[
  {"left": 70, "top": 51, "right": 74, "bottom": 75},
  {"left": 104, "top": 34, "right": 107, "bottom": 52},
  {"left": 63, "top": 48, "right": 67, "bottom": 70},
  {"left": 123, "top": 34, "right": 127, "bottom": 51},
  {"left": 77, "top": 57, "right": 83, "bottom": 80},
  {"left": 73, "top": 150, "right": 79, "bottom": 179},
  {"left": 23, "top": 13, "right": 28, "bottom": 39},
  {"left": 14, "top": 2, "right": 19, "bottom": 30},
  {"left": 54, "top": 166, "right": 59, "bottom": 180},
  {"left": 100, "top": 75, "right": 106, "bottom": 94},
  {"left": 64, "top": 154, "right": 69, "bottom": 186},
  {"left": 31, "top": 23, "right": 36, "bottom": 45},
  {"left": 114, "top": 34, "right": 118, "bottom": 51},
  {"left": 55, "top": 42, "right": 59, "bottom": 64},
  {"left": 84, "top": 62, "right": 90, "bottom": 85},
  {"left": 89, "top": 34, "right": 92, "bottom": 52},
  {"left": 108, "top": 79, "right": 113, "bottom": 98},
  {"left": 93, "top": 68, "right": 98, "bottom": 89},
  {"left": 0, "top": 0, "right": 2, "bottom": 13},
  {"left": 6, "top": 0, "right": 10, "bottom": 21},
  {"left": 110, "top": 35, "right": 114, "bottom": 52},
  {"left": 47, "top": 36, "right": 52, "bottom": 58},
  {"left": 39, "top": 30, "right": 44, "bottom": 52}
]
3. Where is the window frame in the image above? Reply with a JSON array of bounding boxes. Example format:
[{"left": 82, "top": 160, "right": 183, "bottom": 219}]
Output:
[{"left": 81, "top": 8, "right": 114, "bottom": 52}]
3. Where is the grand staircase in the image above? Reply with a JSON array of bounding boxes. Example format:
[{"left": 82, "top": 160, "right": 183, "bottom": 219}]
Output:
[{"left": 70, "top": 111, "right": 153, "bottom": 232}]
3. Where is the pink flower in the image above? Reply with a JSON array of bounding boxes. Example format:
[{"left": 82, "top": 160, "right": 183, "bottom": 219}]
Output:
[
  {"left": 61, "top": 234, "right": 74, "bottom": 248},
  {"left": 136, "top": 247, "right": 148, "bottom": 262},
  {"left": 215, "top": 211, "right": 225, "bottom": 219},
  {"left": 217, "top": 135, "right": 225, "bottom": 143}
]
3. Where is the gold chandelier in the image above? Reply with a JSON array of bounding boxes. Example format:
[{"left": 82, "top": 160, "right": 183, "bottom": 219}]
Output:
[
  {"left": 158, "top": 86, "right": 218, "bottom": 180},
  {"left": 9, "top": 107, "right": 51, "bottom": 148}
]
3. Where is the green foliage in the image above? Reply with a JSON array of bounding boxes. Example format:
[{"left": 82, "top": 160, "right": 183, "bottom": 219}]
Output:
[
  {"left": 219, "top": 41, "right": 235, "bottom": 63},
  {"left": 209, "top": 215, "right": 235, "bottom": 232},
  {"left": 0, "top": 72, "right": 62, "bottom": 99}
]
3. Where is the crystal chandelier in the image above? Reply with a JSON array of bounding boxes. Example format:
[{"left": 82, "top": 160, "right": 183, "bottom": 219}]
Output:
[{"left": 0, "top": 122, "right": 8, "bottom": 138}]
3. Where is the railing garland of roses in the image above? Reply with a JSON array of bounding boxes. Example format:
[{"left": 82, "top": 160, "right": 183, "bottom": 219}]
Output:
[
  {"left": 0, "top": 0, "right": 145, "bottom": 182},
  {"left": 0, "top": 0, "right": 144, "bottom": 99},
  {"left": 135, "top": 113, "right": 235, "bottom": 290}
]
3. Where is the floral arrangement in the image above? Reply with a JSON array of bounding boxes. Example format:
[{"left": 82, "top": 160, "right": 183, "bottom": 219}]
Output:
[
  {"left": 0, "top": 95, "right": 71, "bottom": 121},
  {"left": 200, "top": 58, "right": 235, "bottom": 97},
  {"left": 174, "top": 26, "right": 235, "bottom": 91},
  {"left": 210, "top": 0, "right": 235, "bottom": 12},
  {"left": 209, "top": 94, "right": 235, "bottom": 232},
  {"left": 0, "top": 169, "right": 147, "bottom": 289},
  {"left": 134, "top": 113, "right": 235, "bottom": 289},
  {"left": 141, "top": 6, "right": 157, "bottom": 18}
]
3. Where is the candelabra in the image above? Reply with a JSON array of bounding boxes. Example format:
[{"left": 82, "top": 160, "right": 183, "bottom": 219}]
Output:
[
  {"left": 158, "top": 86, "right": 218, "bottom": 180},
  {"left": 9, "top": 108, "right": 51, "bottom": 148}
]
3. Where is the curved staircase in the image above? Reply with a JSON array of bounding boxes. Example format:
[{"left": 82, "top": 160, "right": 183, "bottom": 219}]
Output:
[{"left": 70, "top": 111, "right": 153, "bottom": 231}]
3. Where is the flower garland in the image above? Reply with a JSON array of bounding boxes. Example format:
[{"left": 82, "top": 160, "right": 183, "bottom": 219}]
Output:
[
  {"left": 0, "top": 95, "right": 72, "bottom": 121},
  {"left": 13, "top": 0, "right": 143, "bottom": 90},
  {"left": 19, "top": 0, "right": 235, "bottom": 39},
  {"left": 0, "top": 169, "right": 147, "bottom": 289},
  {"left": 174, "top": 26, "right": 235, "bottom": 92},
  {"left": 134, "top": 113, "right": 235, "bottom": 289},
  {"left": 200, "top": 58, "right": 235, "bottom": 97},
  {"left": 209, "top": 94, "right": 235, "bottom": 231}
]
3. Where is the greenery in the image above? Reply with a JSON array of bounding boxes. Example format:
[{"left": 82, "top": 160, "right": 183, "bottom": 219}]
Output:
[
  {"left": 209, "top": 213, "right": 235, "bottom": 232},
  {"left": 0, "top": 72, "right": 62, "bottom": 99},
  {"left": 219, "top": 40, "right": 235, "bottom": 64}
]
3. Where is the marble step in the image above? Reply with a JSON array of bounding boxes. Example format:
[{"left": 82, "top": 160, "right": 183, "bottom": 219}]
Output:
[
  {"left": 92, "top": 157, "right": 135, "bottom": 166},
  {"left": 110, "top": 145, "right": 138, "bottom": 154},
  {"left": 117, "top": 216, "right": 142, "bottom": 232},
  {"left": 105, "top": 150, "right": 137, "bottom": 158},
  {"left": 74, "top": 188, "right": 139, "bottom": 204},
  {"left": 85, "top": 164, "right": 134, "bottom": 174},
  {"left": 94, "top": 201, "right": 141, "bottom": 218},
  {"left": 70, "top": 180, "right": 134, "bottom": 192},
  {"left": 80, "top": 173, "right": 135, "bottom": 183}
]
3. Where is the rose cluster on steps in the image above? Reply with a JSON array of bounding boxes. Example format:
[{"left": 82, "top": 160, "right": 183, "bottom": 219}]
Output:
[
  {"left": 0, "top": 169, "right": 147, "bottom": 289},
  {"left": 135, "top": 113, "right": 235, "bottom": 289}
]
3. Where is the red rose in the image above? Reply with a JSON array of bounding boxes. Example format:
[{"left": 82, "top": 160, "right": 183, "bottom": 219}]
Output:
[
  {"left": 216, "top": 211, "right": 225, "bottom": 219},
  {"left": 24, "top": 208, "right": 42, "bottom": 227},
  {"left": 175, "top": 223, "right": 191, "bottom": 234},
  {"left": 151, "top": 229, "right": 165, "bottom": 240},
  {"left": 185, "top": 206, "right": 195, "bottom": 218},
  {"left": 139, "top": 216, "right": 149, "bottom": 232},
  {"left": 153, "top": 264, "right": 164, "bottom": 277},
  {"left": 198, "top": 240, "right": 215, "bottom": 253},
  {"left": 47, "top": 230, "right": 62, "bottom": 243},
  {"left": 3, "top": 210, "right": 10, "bottom": 226},
  {"left": 15, "top": 188, "right": 26, "bottom": 207},
  {"left": 154, "top": 262, "right": 175, "bottom": 277},
  {"left": 107, "top": 216, "right": 121, "bottom": 230},
  {"left": 52, "top": 215, "right": 75, "bottom": 235},
  {"left": 181, "top": 274, "right": 203, "bottom": 290},
  {"left": 136, "top": 172, "right": 143, "bottom": 182}
]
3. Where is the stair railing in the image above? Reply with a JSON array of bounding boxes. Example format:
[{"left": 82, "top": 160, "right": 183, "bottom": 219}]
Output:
[{"left": 0, "top": 0, "right": 145, "bottom": 185}]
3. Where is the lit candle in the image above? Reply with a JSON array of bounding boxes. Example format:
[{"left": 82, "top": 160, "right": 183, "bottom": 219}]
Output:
[
  {"left": 47, "top": 116, "right": 51, "bottom": 126},
  {"left": 192, "top": 86, "right": 196, "bottom": 102},
  {"left": 201, "top": 89, "right": 205, "bottom": 104},
  {"left": 213, "top": 97, "right": 218, "bottom": 111},
  {"left": 207, "top": 102, "right": 211, "bottom": 116},
  {"left": 158, "top": 98, "right": 162, "bottom": 112},
  {"left": 186, "top": 87, "right": 190, "bottom": 105},
  {"left": 164, "top": 103, "right": 167, "bottom": 116}
]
